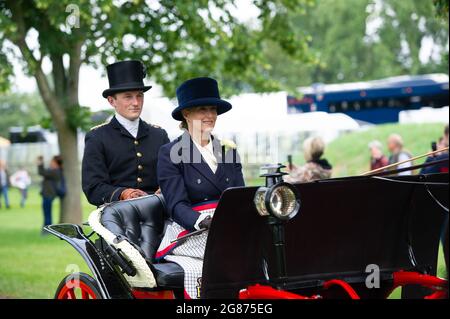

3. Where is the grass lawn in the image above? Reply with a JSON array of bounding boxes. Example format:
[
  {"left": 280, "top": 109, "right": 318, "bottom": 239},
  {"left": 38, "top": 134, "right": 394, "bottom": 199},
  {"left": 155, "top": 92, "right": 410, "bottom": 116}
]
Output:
[
  {"left": 0, "top": 122, "right": 448, "bottom": 299},
  {"left": 0, "top": 187, "right": 95, "bottom": 299}
]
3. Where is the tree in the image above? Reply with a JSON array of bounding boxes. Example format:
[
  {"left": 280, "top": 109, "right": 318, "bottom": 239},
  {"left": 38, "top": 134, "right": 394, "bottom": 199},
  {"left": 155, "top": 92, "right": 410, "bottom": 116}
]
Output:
[
  {"left": 434, "top": 0, "right": 449, "bottom": 19},
  {"left": 261, "top": 0, "right": 449, "bottom": 91},
  {"left": 0, "top": 0, "right": 314, "bottom": 224},
  {"left": 0, "top": 92, "right": 49, "bottom": 137}
]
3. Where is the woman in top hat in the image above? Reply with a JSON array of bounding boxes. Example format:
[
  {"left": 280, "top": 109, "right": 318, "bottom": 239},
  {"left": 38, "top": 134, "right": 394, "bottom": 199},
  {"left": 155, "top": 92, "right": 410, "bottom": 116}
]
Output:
[
  {"left": 82, "top": 60, "right": 169, "bottom": 206},
  {"left": 156, "top": 77, "right": 245, "bottom": 299}
]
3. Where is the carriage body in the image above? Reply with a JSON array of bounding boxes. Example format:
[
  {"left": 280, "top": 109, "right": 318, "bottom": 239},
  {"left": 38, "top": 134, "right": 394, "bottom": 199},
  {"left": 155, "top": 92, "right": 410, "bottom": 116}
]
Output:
[{"left": 45, "top": 172, "right": 449, "bottom": 299}]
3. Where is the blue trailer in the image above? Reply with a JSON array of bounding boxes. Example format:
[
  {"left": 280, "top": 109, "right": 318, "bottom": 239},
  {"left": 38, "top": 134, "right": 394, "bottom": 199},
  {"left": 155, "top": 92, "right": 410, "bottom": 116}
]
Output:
[{"left": 288, "top": 74, "right": 449, "bottom": 124}]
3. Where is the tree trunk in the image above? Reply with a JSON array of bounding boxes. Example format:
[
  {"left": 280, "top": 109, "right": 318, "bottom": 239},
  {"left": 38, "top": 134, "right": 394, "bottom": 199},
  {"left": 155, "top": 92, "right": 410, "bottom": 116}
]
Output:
[
  {"left": 34, "top": 66, "right": 83, "bottom": 225},
  {"left": 59, "top": 41, "right": 84, "bottom": 225},
  {"left": 57, "top": 124, "right": 83, "bottom": 224},
  {"left": 7, "top": 0, "right": 84, "bottom": 225}
]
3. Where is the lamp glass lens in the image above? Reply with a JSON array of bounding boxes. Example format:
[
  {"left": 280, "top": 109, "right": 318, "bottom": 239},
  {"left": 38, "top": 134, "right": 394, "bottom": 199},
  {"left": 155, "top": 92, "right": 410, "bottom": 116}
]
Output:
[
  {"left": 254, "top": 188, "right": 269, "bottom": 216},
  {"left": 269, "top": 185, "right": 297, "bottom": 218}
]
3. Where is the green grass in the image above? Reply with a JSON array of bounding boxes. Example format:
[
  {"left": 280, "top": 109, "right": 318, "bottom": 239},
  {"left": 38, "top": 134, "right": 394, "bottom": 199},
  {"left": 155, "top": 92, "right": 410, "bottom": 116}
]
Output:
[
  {"left": 0, "top": 187, "right": 95, "bottom": 299},
  {"left": 0, "top": 122, "right": 447, "bottom": 299}
]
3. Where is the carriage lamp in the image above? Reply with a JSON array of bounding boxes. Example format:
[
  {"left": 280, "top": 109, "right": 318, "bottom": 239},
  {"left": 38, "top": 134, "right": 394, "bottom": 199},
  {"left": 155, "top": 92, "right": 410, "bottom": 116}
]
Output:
[
  {"left": 254, "top": 164, "right": 301, "bottom": 280},
  {"left": 254, "top": 164, "right": 301, "bottom": 221},
  {"left": 254, "top": 182, "right": 300, "bottom": 221}
]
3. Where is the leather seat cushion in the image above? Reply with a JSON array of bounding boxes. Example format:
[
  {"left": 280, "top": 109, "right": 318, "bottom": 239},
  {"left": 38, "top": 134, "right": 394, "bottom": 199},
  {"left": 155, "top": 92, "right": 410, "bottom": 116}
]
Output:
[
  {"left": 100, "top": 195, "right": 184, "bottom": 289},
  {"left": 151, "top": 262, "right": 184, "bottom": 288},
  {"left": 101, "top": 195, "right": 166, "bottom": 260}
]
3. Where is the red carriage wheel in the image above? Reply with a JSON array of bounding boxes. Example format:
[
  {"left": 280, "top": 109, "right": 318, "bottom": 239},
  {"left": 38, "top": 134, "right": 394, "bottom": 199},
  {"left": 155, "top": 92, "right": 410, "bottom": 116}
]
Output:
[{"left": 55, "top": 273, "right": 102, "bottom": 299}]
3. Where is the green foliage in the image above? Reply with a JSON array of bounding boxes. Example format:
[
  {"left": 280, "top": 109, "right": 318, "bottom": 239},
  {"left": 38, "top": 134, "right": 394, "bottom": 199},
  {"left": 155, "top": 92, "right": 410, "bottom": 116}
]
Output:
[
  {"left": 0, "top": 0, "right": 316, "bottom": 100},
  {"left": 40, "top": 107, "right": 107, "bottom": 132},
  {"left": 66, "top": 106, "right": 93, "bottom": 132},
  {"left": 1, "top": 1, "right": 447, "bottom": 102},
  {"left": 434, "top": 0, "right": 449, "bottom": 19},
  {"left": 261, "top": 0, "right": 449, "bottom": 93},
  {"left": 0, "top": 92, "right": 49, "bottom": 137},
  {"left": 0, "top": 51, "right": 14, "bottom": 93},
  {"left": 38, "top": 116, "right": 54, "bottom": 131}
]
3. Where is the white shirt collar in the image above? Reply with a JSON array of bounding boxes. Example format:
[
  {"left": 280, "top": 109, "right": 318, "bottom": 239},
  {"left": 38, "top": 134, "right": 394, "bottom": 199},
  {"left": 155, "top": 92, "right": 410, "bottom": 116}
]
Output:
[
  {"left": 192, "top": 137, "right": 218, "bottom": 173},
  {"left": 192, "top": 138, "right": 213, "bottom": 152},
  {"left": 115, "top": 112, "right": 140, "bottom": 138}
]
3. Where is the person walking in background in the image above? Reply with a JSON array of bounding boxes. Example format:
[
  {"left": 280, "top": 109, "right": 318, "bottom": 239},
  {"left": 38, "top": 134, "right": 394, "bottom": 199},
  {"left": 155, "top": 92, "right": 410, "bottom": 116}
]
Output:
[
  {"left": 368, "top": 140, "right": 389, "bottom": 171},
  {"left": 0, "top": 160, "right": 11, "bottom": 209},
  {"left": 52, "top": 155, "right": 66, "bottom": 200},
  {"left": 9, "top": 167, "right": 32, "bottom": 208},
  {"left": 37, "top": 155, "right": 62, "bottom": 234},
  {"left": 285, "top": 136, "right": 333, "bottom": 183},
  {"left": 387, "top": 133, "right": 413, "bottom": 176}
]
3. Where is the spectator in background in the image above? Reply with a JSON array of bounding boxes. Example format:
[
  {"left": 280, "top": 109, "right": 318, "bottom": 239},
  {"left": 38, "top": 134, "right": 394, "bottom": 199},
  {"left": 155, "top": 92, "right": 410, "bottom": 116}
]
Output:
[
  {"left": 420, "top": 124, "right": 449, "bottom": 175},
  {"left": 37, "top": 155, "right": 62, "bottom": 234},
  {"left": 437, "top": 136, "right": 446, "bottom": 151},
  {"left": 285, "top": 136, "right": 333, "bottom": 183},
  {"left": 443, "top": 124, "right": 448, "bottom": 147},
  {"left": 0, "top": 160, "right": 10, "bottom": 209},
  {"left": 387, "top": 134, "right": 413, "bottom": 176},
  {"left": 368, "top": 140, "right": 389, "bottom": 171},
  {"left": 10, "top": 167, "right": 32, "bottom": 208},
  {"left": 52, "top": 155, "right": 66, "bottom": 200}
]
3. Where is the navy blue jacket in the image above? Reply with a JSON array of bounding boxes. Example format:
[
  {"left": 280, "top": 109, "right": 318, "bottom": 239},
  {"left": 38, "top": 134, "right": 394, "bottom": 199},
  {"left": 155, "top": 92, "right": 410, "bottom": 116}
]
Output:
[
  {"left": 420, "top": 153, "right": 449, "bottom": 175},
  {"left": 157, "top": 132, "right": 245, "bottom": 230},
  {"left": 82, "top": 116, "right": 169, "bottom": 206}
]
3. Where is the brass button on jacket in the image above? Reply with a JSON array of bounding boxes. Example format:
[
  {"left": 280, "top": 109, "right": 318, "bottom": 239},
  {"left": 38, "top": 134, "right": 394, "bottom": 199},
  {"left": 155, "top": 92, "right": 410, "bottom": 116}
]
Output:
[
  {"left": 137, "top": 152, "right": 142, "bottom": 157},
  {"left": 137, "top": 177, "right": 143, "bottom": 183}
]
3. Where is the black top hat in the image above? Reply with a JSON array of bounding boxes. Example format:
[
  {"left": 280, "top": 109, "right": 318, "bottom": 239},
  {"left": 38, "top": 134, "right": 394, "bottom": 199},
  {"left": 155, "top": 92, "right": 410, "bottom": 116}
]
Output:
[
  {"left": 172, "top": 77, "right": 232, "bottom": 121},
  {"left": 102, "top": 60, "right": 152, "bottom": 98}
]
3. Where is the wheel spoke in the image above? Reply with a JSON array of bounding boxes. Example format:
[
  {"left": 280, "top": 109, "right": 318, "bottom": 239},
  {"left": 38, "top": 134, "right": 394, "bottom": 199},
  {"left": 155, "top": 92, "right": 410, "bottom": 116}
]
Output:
[{"left": 67, "top": 288, "right": 76, "bottom": 299}]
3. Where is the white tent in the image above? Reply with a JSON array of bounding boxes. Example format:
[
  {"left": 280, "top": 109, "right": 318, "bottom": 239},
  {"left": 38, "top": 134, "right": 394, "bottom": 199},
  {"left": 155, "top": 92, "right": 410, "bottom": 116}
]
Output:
[
  {"left": 214, "top": 92, "right": 360, "bottom": 142},
  {"left": 399, "top": 106, "right": 449, "bottom": 124},
  {"left": 140, "top": 97, "right": 180, "bottom": 139}
]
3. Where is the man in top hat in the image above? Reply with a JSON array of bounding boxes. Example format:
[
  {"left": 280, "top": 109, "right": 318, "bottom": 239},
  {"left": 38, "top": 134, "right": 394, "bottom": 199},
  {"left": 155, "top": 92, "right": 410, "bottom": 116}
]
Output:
[{"left": 82, "top": 60, "right": 170, "bottom": 206}]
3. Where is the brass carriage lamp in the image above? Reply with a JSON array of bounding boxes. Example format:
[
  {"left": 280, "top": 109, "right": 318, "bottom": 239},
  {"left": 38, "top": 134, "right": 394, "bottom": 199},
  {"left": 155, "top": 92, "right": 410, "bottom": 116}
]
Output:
[
  {"left": 253, "top": 164, "right": 301, "bottom": 280},
  {"left": 254, "top": 164, "right": 301, "bottom": 221}
]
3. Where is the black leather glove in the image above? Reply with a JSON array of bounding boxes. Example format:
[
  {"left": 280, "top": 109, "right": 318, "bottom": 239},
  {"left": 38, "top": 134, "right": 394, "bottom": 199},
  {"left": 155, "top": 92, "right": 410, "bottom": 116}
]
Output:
[{"left": 198, "top": 216, "right": 212, "bottom": 229}]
